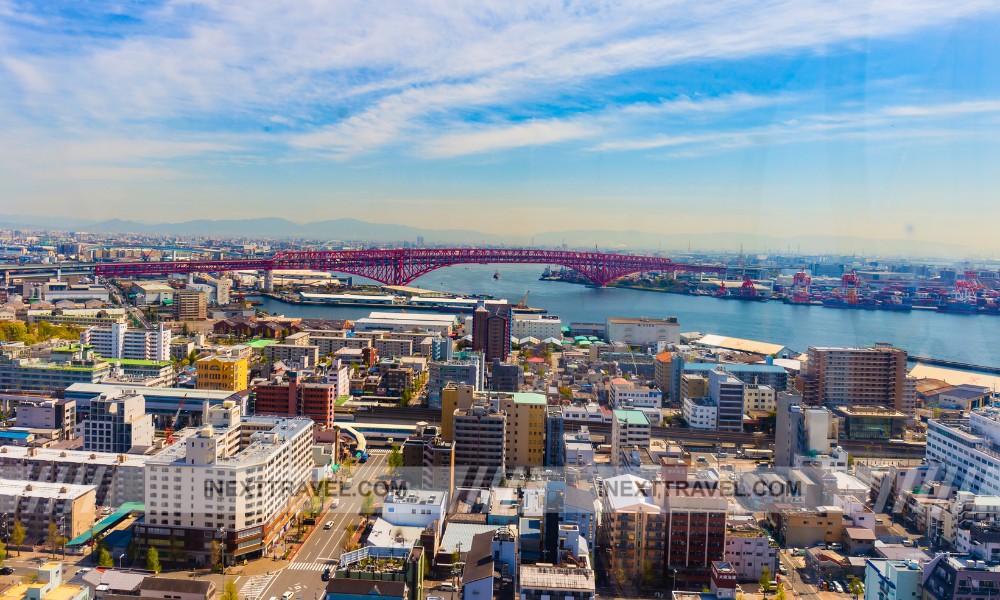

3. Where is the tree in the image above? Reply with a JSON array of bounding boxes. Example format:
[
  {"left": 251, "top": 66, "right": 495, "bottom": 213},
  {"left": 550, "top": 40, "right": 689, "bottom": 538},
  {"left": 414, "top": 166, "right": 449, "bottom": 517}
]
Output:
[
  {"left": 11, "top": 520, "right": 26, "bottom": 556},
  {"left": 97, "top": 546, "right": 114, "bottom": 568},
  {"left": 145, "top": 547, "right": 162, "bottom": 574},
  {"left": 0, "top": 541, "right": 6, "bottom": 568},
  {"left": 759, "top": 567, "right": 773, "bottom": 597},
  {"left": 847, "top": 454, "right": 856, "bottom": 468},
  {"left": 342, "top": 523, "right": 357, "bottom": 552},
  {"left": 387, "top": 445, "right": 404, "bottom": 470},
  {"left": 209, "top": 540, "right": 222, "bottom": 572},
  {"left": 221, "top": 580, "right": 239, "bottom": 600},
  {"left": 46, "top": 522, "right": 61, "bottom": 557},
  {"left": 360, "top": 492, "right": 375, "bottom": 519},
  {"left": 847, "top": 575, "right": 864, "bottom": 600},
  {"left": 775, "top": 584, "right": 787, "bottom": 600}
]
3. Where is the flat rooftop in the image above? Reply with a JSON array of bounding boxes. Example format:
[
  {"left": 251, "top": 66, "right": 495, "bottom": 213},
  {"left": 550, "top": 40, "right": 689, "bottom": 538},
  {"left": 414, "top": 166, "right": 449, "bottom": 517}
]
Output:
[
  {"left": 520, "top": 565, "right": 595, "bottom": 591},
  {"left": 0, "top": 478, "right": 96, "bottom": 499}
]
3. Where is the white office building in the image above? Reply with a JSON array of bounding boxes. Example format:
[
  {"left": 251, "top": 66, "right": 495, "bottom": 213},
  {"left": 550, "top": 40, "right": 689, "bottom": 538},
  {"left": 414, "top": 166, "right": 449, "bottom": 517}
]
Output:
[
  {"left": 682, "top": 397, "right": 718, "bottom": 430},
  {"left": 610, "top": 378, "right": 663, "bottom": 425},
  {"left": 139, "top": 401, "right": 313, "bottom": 564},
  {"left": 80, "top": 322, "right": 172, "bottom": 361},
  {"left": 511, "top": 314, "right": 563, "bottom": 340},
  {"left": 927, "top": 409, "right": 1000, "bottom": 497},
  {"left": 381, "top": 489, "right": 448, "bottom": 528},
  {"left": 611, "top": 409, "right": 650, "bottom": 467}
]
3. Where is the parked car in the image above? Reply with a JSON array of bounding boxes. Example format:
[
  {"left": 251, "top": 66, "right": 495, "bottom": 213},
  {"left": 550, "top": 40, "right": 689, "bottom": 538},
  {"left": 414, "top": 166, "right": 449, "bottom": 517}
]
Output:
[{"left": 439, "top": 583, "right": 457, "bottom": 592}]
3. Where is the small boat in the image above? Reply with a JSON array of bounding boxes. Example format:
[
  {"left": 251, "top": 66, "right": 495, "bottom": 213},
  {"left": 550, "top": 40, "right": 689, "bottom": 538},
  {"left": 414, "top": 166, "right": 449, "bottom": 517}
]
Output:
[{"left": 493, "top": 270, "right": 500, "bottom": 280}]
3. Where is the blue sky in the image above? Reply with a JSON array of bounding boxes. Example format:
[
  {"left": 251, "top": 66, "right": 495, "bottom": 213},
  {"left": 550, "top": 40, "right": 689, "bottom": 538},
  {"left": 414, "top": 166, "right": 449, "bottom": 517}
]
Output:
[{"left": 1, "top": 0, "right": 1000, "bottom": 248}]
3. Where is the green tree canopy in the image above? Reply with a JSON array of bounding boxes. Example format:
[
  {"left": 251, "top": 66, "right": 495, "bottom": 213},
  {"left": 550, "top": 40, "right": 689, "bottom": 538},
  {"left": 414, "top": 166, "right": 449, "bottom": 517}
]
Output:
[{"left": 145, "top": 547, "right": 161, "bottom": 574}]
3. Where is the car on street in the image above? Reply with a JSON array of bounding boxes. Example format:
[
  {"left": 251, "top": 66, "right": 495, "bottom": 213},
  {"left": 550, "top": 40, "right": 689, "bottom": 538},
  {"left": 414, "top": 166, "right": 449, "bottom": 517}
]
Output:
[
  {"left": 322, "top": 568, "right": 332, "bottom": 581},
  {"left": 324, "top": 521, "right": 334, "bottom": 530},
  {"left": 0, "top": 567, "right": 14, "bottom": 575},
  {"left": 439, "top": 583, "right": 456, "bottom": 592}
]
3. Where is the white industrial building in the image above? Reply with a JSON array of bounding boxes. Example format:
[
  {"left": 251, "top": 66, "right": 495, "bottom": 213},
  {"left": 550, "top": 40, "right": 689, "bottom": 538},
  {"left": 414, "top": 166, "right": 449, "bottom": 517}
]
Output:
[
  {"left": 512, "top": 314, "right": 563, "bottom": 340},
  {"left": 682, "top": 397, "right": 718, "bottom": 430},
  {"left": 381, "top": 489, "right": 448, "bottom": 528},
  {"left": 355, "top": 311, "right": 455, "bottom": 335},
  {"left": 605, "top": 316, "right": 679, "bottom": 346}
]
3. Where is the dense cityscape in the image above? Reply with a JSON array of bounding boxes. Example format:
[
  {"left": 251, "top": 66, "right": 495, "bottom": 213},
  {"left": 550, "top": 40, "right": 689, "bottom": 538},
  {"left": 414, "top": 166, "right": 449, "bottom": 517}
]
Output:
[
  {"left": 3, "top": 3, "right": 1000, "bottom": 600},
  {"left": 0, "top": 229, "right": 998, "bottom": 600}
]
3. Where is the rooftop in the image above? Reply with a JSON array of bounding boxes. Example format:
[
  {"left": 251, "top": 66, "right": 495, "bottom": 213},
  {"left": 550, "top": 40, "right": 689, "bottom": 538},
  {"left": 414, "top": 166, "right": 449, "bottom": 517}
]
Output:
[
  {"left": 696, "top": 334, "right": 786, "bottom": 355},
  {"left": 520, "top": 565, "right": 595, "bottom": 591},
  {"left": 614, "top": 409, "right": 650, "bottom": 425},
  {"left": 512, "top": 392, "right": 546, "bottom": 405},
  {"left": 0, "top": 444, "right": 154, "bottom": 466},
  {"left": 0, "top": 478, "right": 96, "bottom": 500}
]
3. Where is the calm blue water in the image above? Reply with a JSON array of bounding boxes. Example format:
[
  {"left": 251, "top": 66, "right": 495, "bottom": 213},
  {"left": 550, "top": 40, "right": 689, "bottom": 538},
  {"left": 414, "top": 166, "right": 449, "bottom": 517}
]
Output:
[{"left": 255, "top": 264, "right": 1000, "bottom": 366}]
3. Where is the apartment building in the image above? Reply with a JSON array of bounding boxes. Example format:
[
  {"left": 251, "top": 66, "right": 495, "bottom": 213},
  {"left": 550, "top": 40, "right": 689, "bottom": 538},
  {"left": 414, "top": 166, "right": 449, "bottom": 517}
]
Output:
[
  {"left": 173, "top": 289, "right": 208, "bottom": 320},
  {"left": 14, "top": 397, "right": 76, "bottom": 440},
  {"left": 611, "top": 378, "right": 663, "bottom": 425},
  {"left": 428, "top": 357, "right": 484, "bottom": 409},
  {"left": 864, "top": 559, "right": 922, "bottom": 600},
  {"left": 510, "top": 313, "right": 563, "bottom": 340},
  {"left": 769, "top": 506, "right": 845, "bottom": 548},
  {"left": 0, "top": 445, "right": 148, "bottom": 506},
  {"left": 0, "top": 479, "right": 96, "bottom": 540},
  {"left": 138, "top": 402, "right": 313, "bottom": 565},
  {"left": 497, "top": 392, "right": 546, "bottom": 467},
  {"left": 724, "top": 517, "right": 778, "bottom": 582},
  {"left": 654, "top": 352, "right": 672, "bottom": 396},
  {"left": 452, "top": 400, "right": 506, "bottom": 488},
  {"left": 611, "top": 409, "right": 651, "bottom": 467},
  {"left": 195, "top": 355, "right": 248, "bottom": 392},
  {"left": 80, "top": 322, "right": 172, "bottom": 361},
  {"left": 253, "top": 371, "right": 337, "bottom": 427},
  {"left": 264, "top": 343, "right": 320, "bottom": 367},
  {"left": 472, "top": 303, "right": 511, "bottom": 362},
  {"left": 401, "top": 422, "right": 454, "bottom": 492},
  {"left": 708, "top": 368, "right": 745, "bottom": 432},
  {"left": 83, "top": 391, "right": 154, "bottom": 453},
  {"left": 801, "top": 344, "right": 911, "bottom": 413},
  {"left": 926, "top": 410, "right": 1000, "bottom": 497},
  {"left": 743, "top": 384, "right": 775, "bottom": 413}
]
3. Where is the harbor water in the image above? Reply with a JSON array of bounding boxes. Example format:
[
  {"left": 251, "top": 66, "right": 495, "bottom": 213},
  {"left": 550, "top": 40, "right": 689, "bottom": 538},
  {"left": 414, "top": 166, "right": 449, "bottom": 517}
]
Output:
[{"left": 254, "top": 264, "right": 1000, "bottom": 367}]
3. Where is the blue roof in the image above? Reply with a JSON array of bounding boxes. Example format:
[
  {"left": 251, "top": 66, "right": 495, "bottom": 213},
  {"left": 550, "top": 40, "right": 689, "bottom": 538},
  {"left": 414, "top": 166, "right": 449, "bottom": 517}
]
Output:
[
  {"left": 0, "top": 430, "right": 31, "bottom": 439},
  {"left": 683, "top": 362, "right": 786, "bottom": 374}
]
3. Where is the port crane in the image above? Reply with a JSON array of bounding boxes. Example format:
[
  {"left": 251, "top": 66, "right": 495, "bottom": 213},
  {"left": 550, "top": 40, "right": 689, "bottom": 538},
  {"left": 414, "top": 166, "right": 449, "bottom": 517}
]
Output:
[{"left": 791, "top": 269, "right": 812, "bottom": 303}]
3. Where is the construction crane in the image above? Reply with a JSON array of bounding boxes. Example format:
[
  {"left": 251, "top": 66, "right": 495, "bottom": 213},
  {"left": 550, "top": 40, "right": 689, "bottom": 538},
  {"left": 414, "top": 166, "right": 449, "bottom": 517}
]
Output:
[
  {"left": 515, "top": 291, "right": 530, "bottom": 310},
  {"left": 164, "top": 393, "right": 188, "bottom": 445}
]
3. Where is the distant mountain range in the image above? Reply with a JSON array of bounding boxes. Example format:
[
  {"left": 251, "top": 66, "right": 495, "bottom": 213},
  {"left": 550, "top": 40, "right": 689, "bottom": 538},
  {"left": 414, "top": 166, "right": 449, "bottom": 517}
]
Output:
[{"left": 0, "top": 214, "right": 971, "bottom": 257}]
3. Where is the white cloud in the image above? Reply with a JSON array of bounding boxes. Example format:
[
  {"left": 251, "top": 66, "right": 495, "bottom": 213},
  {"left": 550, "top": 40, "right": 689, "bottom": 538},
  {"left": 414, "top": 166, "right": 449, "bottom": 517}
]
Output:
[
  {"left": 421, "top": 119, "right": 596, "bottom": 158},
  {"left": 1, "top": 0, "right": 997, "bottom": 163}
]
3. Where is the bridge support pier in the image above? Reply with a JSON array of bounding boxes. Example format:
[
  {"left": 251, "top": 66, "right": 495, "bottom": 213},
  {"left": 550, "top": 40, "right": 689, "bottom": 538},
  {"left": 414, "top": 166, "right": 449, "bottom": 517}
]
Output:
[
  {"left": 262, "top": 270, "right": 274, "bottom": 292},
  {"left": 187, "top": 272, "right": 194, "bottom": 286}
]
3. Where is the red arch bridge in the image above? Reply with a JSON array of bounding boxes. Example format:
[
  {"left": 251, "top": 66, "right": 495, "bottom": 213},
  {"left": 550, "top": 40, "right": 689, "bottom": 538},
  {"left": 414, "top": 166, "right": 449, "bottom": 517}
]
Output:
[{"left": 93, "top": 248, "right": 725, "bottom": 287}]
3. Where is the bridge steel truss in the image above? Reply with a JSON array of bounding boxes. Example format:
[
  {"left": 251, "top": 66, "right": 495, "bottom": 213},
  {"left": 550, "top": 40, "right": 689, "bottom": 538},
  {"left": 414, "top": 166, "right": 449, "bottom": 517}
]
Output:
[{"left": 93, "top": 248, "right": 725, "bottom": 286}]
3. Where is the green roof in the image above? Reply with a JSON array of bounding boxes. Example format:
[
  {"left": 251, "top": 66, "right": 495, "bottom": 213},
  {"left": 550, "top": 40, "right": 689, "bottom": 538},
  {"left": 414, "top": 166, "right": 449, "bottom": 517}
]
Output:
[
  {"left": 67, "top": 502, "right": 144, "bottom": 546},
  {"left": 613, "top": 409, "right": 649, "bottom": 425},
  {"left": 244, "top": 339, "right": 279, "bottom": 348},
  {"left": 512, "top": 392, "right": 546, "bottom": 406},
  {"left": 106, "top": 357, "right": 171, "bottom": 367}
]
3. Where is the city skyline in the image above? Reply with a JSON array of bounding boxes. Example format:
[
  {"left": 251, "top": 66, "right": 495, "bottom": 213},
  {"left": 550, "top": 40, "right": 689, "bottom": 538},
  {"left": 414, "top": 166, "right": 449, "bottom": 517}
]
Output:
[{"left": 2, "top": 1, "right": 1000, "bottom": 247}]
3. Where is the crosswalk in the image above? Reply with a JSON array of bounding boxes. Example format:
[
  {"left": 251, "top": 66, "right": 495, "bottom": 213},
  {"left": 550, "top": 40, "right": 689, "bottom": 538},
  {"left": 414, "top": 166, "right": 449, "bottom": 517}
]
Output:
[
  {"left": 240, "top": 574, "right": 275, "bottom": 599},
  {"left": 368, "top": 448, "right": 390, "bottom": 455},
  {"left": 286, "top": 561, "right": 333, "bottom": 571}
]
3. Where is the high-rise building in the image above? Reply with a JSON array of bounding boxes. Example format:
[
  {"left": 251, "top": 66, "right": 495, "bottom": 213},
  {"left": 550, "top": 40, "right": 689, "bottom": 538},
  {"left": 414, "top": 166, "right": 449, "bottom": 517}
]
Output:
[
  {"left": 430, "top": 337, "right": 454, "bottom": 362},
  {"left": 137, "top": 402, "right": 313, "bottom": 565},
  {"left": 708, "top": 368, "right": 745, "bottom": 432},
  {"left": 253, "top": 371, "right": 338, "bottom": 427},
  {"left": 428, "top": 357, "right": 483, "bottom": 409},
  {"left": 452, "top": 399, "right": 506, "bottom": 488},
  {"left": 545, "top": 406, "right": 565, "bottom": 467},
  {"left": 83, "top": 391, "right": 154, "bottom": 453},
  {"left": 440, "top": 383, "right": 475, "bottom": 441},
  {"left": 863, "top": 559, "right": 922, "bottom": 600},
  {"left": 800, "top": 344, "right": 910, "bottom": 412},
  {"left": 611, "top": 409, "right": 651, "bottom": 467},
  {"left": 195, "top": 355, "right": 248, "bottom": 391},
  {"left": 173, "top": 289, "right": 207, "bottom": 321},
  {"left": 654, "top": 351, "right": 672, "bottom": 396},
  {"left": 80, "top": 322, "right": 171, "bottom": 361},
  {"left": 497, "top": 392, "right": 546, "bottom": 467},
  {"left": 490, "top": 358, "right": 523, "bottom": 392},
  {"left": 472, "top": 303, "right": 511, "bottom": 362},
  {"left": 401, "top": 422, "right": 454, "bottom": 492}
]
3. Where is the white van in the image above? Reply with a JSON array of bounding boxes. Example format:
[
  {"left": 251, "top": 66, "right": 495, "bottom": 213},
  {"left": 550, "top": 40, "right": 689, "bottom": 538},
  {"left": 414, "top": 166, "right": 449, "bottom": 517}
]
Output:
[{"left": 282, "top": 592, "right": 293, "bottom": 600}]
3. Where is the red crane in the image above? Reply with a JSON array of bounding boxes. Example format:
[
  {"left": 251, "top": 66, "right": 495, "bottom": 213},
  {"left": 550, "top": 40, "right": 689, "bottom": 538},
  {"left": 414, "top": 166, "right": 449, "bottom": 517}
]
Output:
[
  {"left": 841, "top": 270, "right": 861, "bottom": 304},
  {"left": 791, "top": 270, "right": 812, "bottom": 303},
  {"left": 164, "top": 393, "right": 188, "bottom": 445},
  {"left": 739, "top": 274, "right": 758, "bottom": 298}
]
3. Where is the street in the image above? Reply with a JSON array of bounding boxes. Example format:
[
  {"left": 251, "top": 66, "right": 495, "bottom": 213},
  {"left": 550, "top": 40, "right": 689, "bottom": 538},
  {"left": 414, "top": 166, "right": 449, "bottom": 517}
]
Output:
[{"left": 243, "top": 451, "right": 390, "bottom": 600}]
